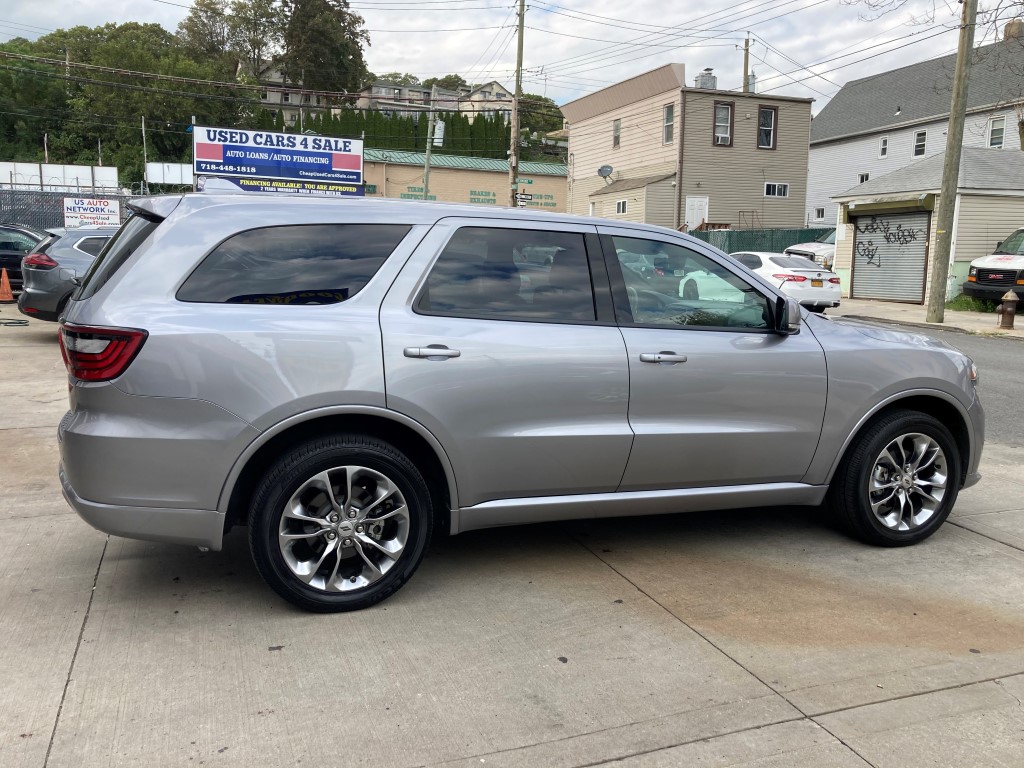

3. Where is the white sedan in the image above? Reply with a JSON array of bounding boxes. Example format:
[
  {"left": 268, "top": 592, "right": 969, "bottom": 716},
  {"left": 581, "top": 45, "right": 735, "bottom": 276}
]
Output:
[{"left": 730, "top": 251, "right": 841, "bottom": 311}]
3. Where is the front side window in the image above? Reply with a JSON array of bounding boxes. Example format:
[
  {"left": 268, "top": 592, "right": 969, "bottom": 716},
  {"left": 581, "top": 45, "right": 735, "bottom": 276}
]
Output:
[
  {"left": 989, "top": 116, "right": 1005, "bottom": 148},
  {"left": 615, "top": 199, "right": 627, "bottom": 214},
  {"left": 914, "top": 130, "right": 927, "bottom": 156},
  {"left": 612, "top": 118, "right": 621, "bottom": 149},
  {"left": 178, "top": 224, "right": 410, "bottom": 305},
  {"left": 611, "top": 235, "right": 769, "bottom": 329},
  {"left": 757, "top": 106, "right": 777, "bottom": 149},
  {"left": 415, "top": 227, "right": 596, "bottom": 322},
  {"left": 764, "top": 182, "right": 789, "bottom": 198},
  {"left": 663, "top": 103, "right": 674, "bottom": 144},
  {"left": 714, "top": 101, "right": 733, "bottom": 146}
]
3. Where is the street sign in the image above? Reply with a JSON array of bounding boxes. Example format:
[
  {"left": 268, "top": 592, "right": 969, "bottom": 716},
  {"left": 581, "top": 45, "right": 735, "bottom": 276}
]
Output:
[
  {"left": 193, "top": 126, "right": 363, "bottom": 185},
  {"left": 515, "top": 193, "right": 533, "bottom": 201}
]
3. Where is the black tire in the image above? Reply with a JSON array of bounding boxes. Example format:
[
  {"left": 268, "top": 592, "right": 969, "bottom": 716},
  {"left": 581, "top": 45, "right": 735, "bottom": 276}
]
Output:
[
  {"left": 248, "top": 434, "right": 433, "bottom": 612},
  {"left": 682, "top": 280, "right": 699, "bottom": 300},
  {"left": 827, "top": 410, "right": 961, "bottom": 546}
]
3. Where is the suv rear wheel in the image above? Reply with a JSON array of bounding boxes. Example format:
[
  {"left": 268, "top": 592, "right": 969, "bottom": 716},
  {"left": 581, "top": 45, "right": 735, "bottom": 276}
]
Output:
[
  {"left": 248, "top": 434, "right": 433, "bottom": 612},
  {"left": 828, "top": 410, "right": 961, "bottom": 546}
]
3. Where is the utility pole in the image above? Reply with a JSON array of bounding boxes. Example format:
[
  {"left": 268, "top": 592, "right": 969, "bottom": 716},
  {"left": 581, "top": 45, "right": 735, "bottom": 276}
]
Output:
[
  {"left": 422, "top": 84, "right": 438, "bottom": 200},
  {"left": 926, "top": 0, "right": 978, "bottom": 323},
  {"left": 508, "top": 0, "right": 526, "bottom": 207},
  {"left": 141, "top": 115, "right": 149, "bottom": 194},
  {"left": 742, "top": 35, "right": 750, "bottom": 92}
]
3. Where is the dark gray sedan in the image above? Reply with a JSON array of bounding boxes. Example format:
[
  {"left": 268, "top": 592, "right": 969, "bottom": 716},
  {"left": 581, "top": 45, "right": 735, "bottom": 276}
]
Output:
[{"left": 18, "top": 227, "right": 118, "bottom": 321}]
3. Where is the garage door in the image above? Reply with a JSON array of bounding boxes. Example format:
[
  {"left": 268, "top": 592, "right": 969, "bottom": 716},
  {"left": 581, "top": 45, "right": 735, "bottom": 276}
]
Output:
[{"left": 851, "top": 212, "right": 930, "bottom": 302}]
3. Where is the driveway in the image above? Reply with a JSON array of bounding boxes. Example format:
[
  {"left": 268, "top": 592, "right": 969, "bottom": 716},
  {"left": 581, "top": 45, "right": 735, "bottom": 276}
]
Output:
[{"left": 1, "top": 315, "right": 1022, "bottom": 768}]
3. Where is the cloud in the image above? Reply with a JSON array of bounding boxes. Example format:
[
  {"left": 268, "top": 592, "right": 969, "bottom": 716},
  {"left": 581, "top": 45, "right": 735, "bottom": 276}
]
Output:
[{"left": 1, "top": 0, "right": 979, "bottom": 111}]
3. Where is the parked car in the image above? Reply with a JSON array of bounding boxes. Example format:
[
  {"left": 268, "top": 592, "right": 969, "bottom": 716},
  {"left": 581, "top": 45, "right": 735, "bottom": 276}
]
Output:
[
  {"left": 18, "top": 227, "right": 119, "bottom": 321},
  {"left": 730, "top": 252, "right": 841, "bottom": 311},
  {"left": 59, "top": 194, "right": 983, "bottom": 612},
  {"left": 785, "top": 229, "right": 836, "bottom": 269},
  {"left": 962, "top": 226, "right": 1024, "bottom": 302},
  {"left": 0, "top": 223, "right": 51, "bottom": 292}
]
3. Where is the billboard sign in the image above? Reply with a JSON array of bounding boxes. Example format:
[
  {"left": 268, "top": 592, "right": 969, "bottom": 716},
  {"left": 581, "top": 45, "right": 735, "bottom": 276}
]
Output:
[
  {"left": 199, "top": 176, "right": 365, "bottom": 197},
  {"left": 63, "top": 197, "right": 121, "bottom": 227},
  {"left": 193, "top": 126, "right": 363, "bottom": 185}
]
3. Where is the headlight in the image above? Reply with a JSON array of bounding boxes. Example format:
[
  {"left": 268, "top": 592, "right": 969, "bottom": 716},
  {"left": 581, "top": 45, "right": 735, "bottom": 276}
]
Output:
[{"left": 969, "top": 266, "right": 977, "bottom": 276}]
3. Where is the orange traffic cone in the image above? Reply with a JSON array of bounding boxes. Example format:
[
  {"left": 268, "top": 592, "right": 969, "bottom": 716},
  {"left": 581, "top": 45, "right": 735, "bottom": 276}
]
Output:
[{"left": 0, "top": 268, "right": 14, "bottom": 303}]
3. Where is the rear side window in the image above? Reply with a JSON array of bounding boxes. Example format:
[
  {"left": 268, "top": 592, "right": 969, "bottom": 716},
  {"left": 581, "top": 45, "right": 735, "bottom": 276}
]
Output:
[
  {"left": 77, "top": 216, "right": 160, "bottom": 300},
  {"left": 75, "top": 236, "right": 109, "bottom": 256},
  {"left": 178, "top": 224, "right": 411, "bottom": 305}
]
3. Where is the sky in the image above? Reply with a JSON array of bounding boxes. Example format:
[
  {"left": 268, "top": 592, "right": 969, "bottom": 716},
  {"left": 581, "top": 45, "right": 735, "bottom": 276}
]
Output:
[{"left": 0, "top": 0, "right": 1010, "bottom": 113}]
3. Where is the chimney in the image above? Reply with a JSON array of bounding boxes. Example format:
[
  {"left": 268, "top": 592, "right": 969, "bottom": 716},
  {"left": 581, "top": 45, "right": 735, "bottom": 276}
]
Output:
[
  {"left": 1005, "top": 19, "right": 1024, "bottom": 40},
  {"left": 696, "top": 68, "right": 718, "bottom": 90}
]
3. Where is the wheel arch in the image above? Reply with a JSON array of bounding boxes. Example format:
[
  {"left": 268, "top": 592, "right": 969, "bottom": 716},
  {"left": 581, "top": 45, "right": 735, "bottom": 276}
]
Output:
[
  {"left": 824, "top": 390, "right": 973, "bottom": 485},
  {"left": 219, "top": 407, "right": 459, "bottom": 538}
]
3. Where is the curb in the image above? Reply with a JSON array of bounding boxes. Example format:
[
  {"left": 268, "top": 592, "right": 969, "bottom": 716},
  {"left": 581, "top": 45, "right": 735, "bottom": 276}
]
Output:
[{"left": 838, "top": 314, "right": 1024, "bottom": 341}]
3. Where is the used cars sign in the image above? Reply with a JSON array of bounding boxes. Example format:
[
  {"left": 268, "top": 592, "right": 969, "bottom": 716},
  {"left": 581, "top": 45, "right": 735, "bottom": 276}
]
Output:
[{"left": 193, "top": 126, "right": 364, "bottom": 185}]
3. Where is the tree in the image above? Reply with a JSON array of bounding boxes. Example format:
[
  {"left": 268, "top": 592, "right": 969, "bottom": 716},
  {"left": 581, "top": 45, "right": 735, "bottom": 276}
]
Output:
[
  {"left": 374, "top": 72, "right": 420, "bottom": 86},
  {"left": 421, "top": 74, "right": 467, "bottom": 91},
  {"left": 520, "top": 93, "right": 563, "bottom": 134},
  {"left": 227, "top": 0, "right": 283, "bottom": 78},
  {"left": 177, "top": 0, "right": 230, "bottom": 59},
  {"left": 281, "top": 0, "right": 368, "bottom": 92}
]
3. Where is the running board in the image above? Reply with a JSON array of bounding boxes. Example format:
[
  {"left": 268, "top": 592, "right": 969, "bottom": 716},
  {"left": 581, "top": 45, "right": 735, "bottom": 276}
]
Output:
[{"left": 451, "top": 483, "right": 828, "bottom": 534}]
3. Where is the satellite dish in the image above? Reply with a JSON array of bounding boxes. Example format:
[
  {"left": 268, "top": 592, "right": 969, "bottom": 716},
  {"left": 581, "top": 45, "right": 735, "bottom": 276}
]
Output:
[{"left": 597, "top": 165, "right": 613, "bottom": 178}]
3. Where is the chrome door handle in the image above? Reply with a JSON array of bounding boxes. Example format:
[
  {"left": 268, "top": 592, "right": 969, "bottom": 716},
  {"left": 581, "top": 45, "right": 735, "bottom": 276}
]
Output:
[
  {"left": 639, "top": 352, "right": 687, "bottom": 364},
  {"left": 404, "top": 345, "right": 461, "bottom": 360}
]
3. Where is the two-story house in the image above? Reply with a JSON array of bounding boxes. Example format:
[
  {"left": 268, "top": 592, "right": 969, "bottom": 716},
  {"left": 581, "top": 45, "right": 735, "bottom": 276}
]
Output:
[
  {"left": 807, "top": 29, "right": 1024, "bottom": 226},
  {"left": 354, "top": 80, "right": 513, "bottom": 123},
  {"left": 459, "top": 81, "right": 513, "bottom": 123},
  {"left": 562, "top": 64, "right": 812, "bottom": 230}
]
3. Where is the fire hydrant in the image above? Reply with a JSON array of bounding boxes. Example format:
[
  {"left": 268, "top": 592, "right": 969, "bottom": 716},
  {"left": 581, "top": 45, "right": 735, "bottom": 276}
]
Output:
[{"left": 996, "top": 290, "right": 1019, "bottom": 330}]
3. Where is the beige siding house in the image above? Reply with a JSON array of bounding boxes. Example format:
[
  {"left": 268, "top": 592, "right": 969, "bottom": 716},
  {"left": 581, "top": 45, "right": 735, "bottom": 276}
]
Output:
[
  {"left": 831, "top": 146, "right": 1024, "bottom": 304},
  {"left": 562, "top": 64, "right": 812, "bottom": 230}
]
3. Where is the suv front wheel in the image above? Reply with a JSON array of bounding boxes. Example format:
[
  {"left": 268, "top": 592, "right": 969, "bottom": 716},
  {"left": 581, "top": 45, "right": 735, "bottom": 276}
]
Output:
[{"left": 249, "top": 434, "right": 433, "bottom": 612}]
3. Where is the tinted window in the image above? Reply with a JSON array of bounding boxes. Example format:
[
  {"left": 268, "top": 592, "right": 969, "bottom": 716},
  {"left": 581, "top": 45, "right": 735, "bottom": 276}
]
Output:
[
  {"left": 178, "top": 224, "right": 410, "bottom": 305},
  {"left": 611, "top": 236, "right": 769, "bottom": 329},
  {"left": 416, "top": 227, "right": 596, "bottom": 322},
  {"left": 77, "top": 216, "right": 160, "bottom": 300},
  {"left": 734, "top": 253, "right": 762, "bottom": 269},
  {"left": 76, "top": 237, "right": 110, "bottom": 256}
]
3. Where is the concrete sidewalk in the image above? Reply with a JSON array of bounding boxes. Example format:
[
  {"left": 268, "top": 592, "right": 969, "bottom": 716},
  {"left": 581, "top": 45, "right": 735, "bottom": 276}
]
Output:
[{"left": 828, "top": 298, "right": 1024, "bottom": 340}]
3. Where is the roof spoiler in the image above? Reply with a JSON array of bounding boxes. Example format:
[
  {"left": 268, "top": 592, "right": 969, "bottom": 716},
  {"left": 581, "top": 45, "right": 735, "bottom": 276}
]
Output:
[{"left": 126, "top": 194, "right": 184, "bottom": 223}]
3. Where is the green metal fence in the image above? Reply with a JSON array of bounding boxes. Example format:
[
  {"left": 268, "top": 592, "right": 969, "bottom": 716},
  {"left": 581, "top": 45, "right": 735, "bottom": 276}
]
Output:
[{"left": 687, "top": 228, "right": 833, "bottom": 254}]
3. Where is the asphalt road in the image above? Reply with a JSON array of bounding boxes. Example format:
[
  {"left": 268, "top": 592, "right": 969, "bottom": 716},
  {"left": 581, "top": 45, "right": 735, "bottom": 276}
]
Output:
[{"left": 893, "top": 326, "right": 1022, "bottom": 448}]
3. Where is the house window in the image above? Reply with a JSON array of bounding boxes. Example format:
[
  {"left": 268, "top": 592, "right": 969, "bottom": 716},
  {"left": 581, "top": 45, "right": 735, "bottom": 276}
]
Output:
[
  {"left": 612, "top": 118, "right": 621, "bottom": 149},
  {"left": 764, "top": 182, "right": 789, "bottom": 198},
  {"left": 496, "top": 92, "right": 506, "bottom": 99},
  {"left": 482, "top": 91, "right": 491, "bottom": 98},
  {"left": 302, "top": 94, "right": 311, "bottom": 104},
  {"left": 814, "top": 207, "right": 825, "bottom": 221},
  {"left": 713, "top": 101, "right": 733, "bottom": 146},
  {"left": 913, "top": 130, "right": 927, "bottom": 156},
  {"left": 989, "top": 116, "right": 1005, "bottom": 149},
  {"left": 859, "top": 173, "right": 870, "bottom": 184},
  {"left": 282, "top": 91, "right": 291, "bottom": 103},
  {"left": 588, "top": 202, "right": 595, "bottom": 216},
  {"left": 260, "top": 89, "right": 268, "bottom": 100},
  {"left": 757, "top": 106, "right": 777, "bottom": 149},
  {"left": 879, "top": 136, "right": 888, "bottom": 157},
  {"left": 663, "top": 103, "right": 674, "bottom": 144},
  {"left": 615, "top": 199, "right": 627, "bottom": 214},
  {"left": 269, "top": 110, "right": 278, "bottom": 120}
]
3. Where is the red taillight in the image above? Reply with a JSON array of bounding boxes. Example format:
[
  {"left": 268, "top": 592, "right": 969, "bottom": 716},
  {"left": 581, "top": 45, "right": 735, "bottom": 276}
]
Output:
[
  {"left": 58, "top": 324, "right": 148, "bottom": 382},
  {"left": 24, "top": 252, "right": 58, "bottom": 269},
  {"left": 828, "top": 277, "right": 841, "bottom": 284},
  {"left": 773, "top": 273, "right": 807, "bottom": 282}
]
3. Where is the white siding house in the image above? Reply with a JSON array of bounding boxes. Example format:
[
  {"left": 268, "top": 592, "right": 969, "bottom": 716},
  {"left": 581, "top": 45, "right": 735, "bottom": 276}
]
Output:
[{"left": 807, "top": 36, "right": 1024, "bottom": 226}]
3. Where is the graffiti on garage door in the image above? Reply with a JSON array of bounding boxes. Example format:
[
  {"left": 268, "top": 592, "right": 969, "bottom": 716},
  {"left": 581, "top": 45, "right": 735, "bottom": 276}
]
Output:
[{"left": 851, "top": 211, "right": 930, "bottom": 302}]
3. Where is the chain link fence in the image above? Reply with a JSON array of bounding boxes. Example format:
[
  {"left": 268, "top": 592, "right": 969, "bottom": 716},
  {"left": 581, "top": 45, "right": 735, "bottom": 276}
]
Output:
[
  {"left": 0, "top": 189, "right": 131, "bottom": 231},
  {"left": 688, "top": 227, "right": 833, "bottom": 254}
]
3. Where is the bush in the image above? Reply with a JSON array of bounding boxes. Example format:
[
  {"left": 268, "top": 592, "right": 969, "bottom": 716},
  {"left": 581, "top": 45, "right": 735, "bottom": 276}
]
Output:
[{"left": 945, "top": 295, "right": 999, "bottom": 313}]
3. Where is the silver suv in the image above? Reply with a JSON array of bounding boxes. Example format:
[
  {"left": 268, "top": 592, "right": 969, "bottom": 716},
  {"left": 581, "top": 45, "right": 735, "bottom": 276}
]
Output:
[{"left": 58, "top": 194, "right": 984, "bottom": 612}]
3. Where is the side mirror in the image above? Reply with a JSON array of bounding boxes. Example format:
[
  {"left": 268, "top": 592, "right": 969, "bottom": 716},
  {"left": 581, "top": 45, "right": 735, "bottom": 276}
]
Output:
[{"left": 775, "top": 296, "right": 802, "bottom": 335}]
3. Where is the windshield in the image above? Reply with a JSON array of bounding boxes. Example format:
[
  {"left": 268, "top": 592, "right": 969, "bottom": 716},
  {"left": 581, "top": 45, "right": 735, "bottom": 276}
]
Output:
[
  {"left": 996, "top": 230, "right": 1024, "bottom": 255},
  {"left": 817, "top": 230, "right": 836, "bottom": 245}
]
